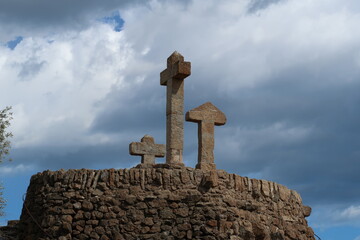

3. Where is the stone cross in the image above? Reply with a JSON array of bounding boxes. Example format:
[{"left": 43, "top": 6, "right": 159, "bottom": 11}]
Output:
[
  {"left": 160, "top": 51, "right": 191, "bottom": 165},
  {"left": 129, "top": 135, "right": 165, "bottom": 165},
  {"left": 186, "top": 102, "right": 226, "bottom": 170}
]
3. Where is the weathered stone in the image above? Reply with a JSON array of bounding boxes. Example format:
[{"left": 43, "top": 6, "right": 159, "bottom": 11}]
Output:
[
  {"left": 98, "top": 206, "right": 108, "bottom": 213},
  {"left": 18, "top": 167, "right": 315, "bottom": 240},
  {"left": 94, "top": 226, "right": 106, "bottom": 235},
  {"left": 143, "top": 217, "right": 154, "bottom": 226},
  {"left": 73, "top": 202, "right": 82, "bottom": 210},
  {"left": 174, "top": 207, "right": 189, "bottom": 217},
  {"left": 186, "top": 102, "right": 226, "bottom": 170},
  {"left": 86, "top": 219, "right": 99, "bottom": 225},
  {"left": 207, "top": 220, "right": 218, "bottom": 227},
  {"left": 62, "top": 209, "right": 75, "bottom": 215},
  {"left": 160, "top": 51, "right": 191, "bottom": 165},
  {"left": 129, "top": 135, "right": 165, "bottom": 165},
  {"left": 160, "top": 208, "right": 175, "bottom": 219},
  {"left": 90, "top": 231, "right": 100, "bottom": 240},
  {"left": 100, "top": 235, "right": 110, "bottom": 240},
  {"left": 61, "top": 215, "right": 73, "bottom": 223},
  {"left": 303, "top": 205, "right": 312, "bottom": 217},
  {"left": 82, "top": 200, "right": 93, "bottom": 211},
  {"left": 199, "top": 170, "right": 219, "bottom": 193},
  {"left": 61, "top": 222, "right": 72, "bottom": 233},
  {"left": 74, "top": 211, "right": 84, "bottom": 220}
]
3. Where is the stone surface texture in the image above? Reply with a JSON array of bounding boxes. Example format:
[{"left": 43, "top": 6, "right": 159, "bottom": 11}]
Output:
[
  {"left": 186, "top": 102, "right": 226, "bottom": 170},
  {"left": 17, "top": 167, "right": 315, "bottom": 240},
  {"left": 0, "top": 221, "right": 19, "bottom": 240},
  {"left": 129, "top": 135, "right": 165, "bottom": 165},
  {"left": 160, "top": 51, "right": 191, "bottom": 166}
]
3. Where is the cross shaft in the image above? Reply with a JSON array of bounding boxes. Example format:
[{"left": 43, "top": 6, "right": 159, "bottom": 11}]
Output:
[{"left": 160, "top": 51, "right": 191, "bottom": 165}]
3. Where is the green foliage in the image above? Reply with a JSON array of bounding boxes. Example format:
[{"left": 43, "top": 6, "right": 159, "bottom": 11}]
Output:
[
  {"left": 0, "top": 106, "right": 13, "bottom": 163},
  {"left": 0, "top": 106, "right": 12, "bottom": 217}
]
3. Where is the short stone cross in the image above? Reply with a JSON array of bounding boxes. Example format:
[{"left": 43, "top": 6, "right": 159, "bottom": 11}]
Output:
[
  {"left": 186, "top": 102, "right": 226, "bottom": 170},
  {"left": 129, "top": 135, "right": 165, "bottom": 165},
  {"left": 160, "top": 51, "right": 191, "bottom": 165}
]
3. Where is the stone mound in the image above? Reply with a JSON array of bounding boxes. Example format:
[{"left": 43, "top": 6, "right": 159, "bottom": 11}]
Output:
[{"left": 18, "top": 166, "right": 315, "bottom": 240}]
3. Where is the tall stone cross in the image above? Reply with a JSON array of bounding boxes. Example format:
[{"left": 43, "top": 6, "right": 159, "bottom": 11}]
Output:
[
  {"left": 129, "top": 135, "right": 165, "bottom": 165},
  {"left": 160, "top": 51, "right": 191, "bottom": 165},
  {"left": 186, "top": 102, "right": 226, "bottom": 170}
]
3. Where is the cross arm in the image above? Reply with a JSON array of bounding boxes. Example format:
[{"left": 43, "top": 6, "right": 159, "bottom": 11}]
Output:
[
  {"left": 129, "top": 142, "right": 147, "bottom": 156},
  {"left": 185, "top": 102, "right": 226, "bottom": 125},
  {"left": 160, "top": 57, "right": 191, "bottom": 85},
  {"left": 129, "top": 135, "right": 165, "bottom": 157}
]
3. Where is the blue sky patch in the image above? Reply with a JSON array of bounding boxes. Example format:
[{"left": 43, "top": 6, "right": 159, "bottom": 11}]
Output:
[
  {"left": 314, "top": 225, "right": 360, "bottom": 240},
  {"left": 100, "top": 12, "right": 124, "bottom": 32},
  {"left": 6, "top": 36, "right": 23, "bottom": 50}
]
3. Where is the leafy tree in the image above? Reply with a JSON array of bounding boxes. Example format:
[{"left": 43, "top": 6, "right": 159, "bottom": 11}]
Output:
[
  {"left": 0, "top": 106, "right": 13, "bottom": 216},
  {"left": 0, "top": 106, "right": 13, "bottom": 162}
]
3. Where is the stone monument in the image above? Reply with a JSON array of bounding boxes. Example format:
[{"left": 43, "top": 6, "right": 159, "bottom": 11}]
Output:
[
  {"left": 129, "top": 135, "right": 165, "bottom": 166},
  {"left": 160, "top": 51, "right": 191, "bottom": 166},
  {"left": 186, "top": 102, "right": 226, "bottom": 171},
  {"left": 11, "top": 51, "right": 316, "bottom": 240}
]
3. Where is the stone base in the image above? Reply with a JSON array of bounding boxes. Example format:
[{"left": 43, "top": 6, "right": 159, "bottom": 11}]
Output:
[
  {"left": 18, "top": 167, "right": 315, "bottom": 240},
  {"left": 135, "top": 163, "right": 155, "bottom": 168},
  {"left": 135, "top": 163, "right": 186, "bottom": 169},
  {"left": 196, "top": 162, "right": 217, "bottom": 171}
]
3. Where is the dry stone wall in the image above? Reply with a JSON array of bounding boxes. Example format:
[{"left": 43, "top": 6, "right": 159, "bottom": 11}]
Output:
[{"left": 19, "top": 166, "right": 314, "bottom": 240}]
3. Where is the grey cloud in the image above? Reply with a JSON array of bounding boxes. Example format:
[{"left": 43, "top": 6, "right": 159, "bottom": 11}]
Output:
[
  {"left": 0, "top": 0, "right": 147, "bottom": 40},
  {"left": 91, "top": 103, "right": 164, "bottom": 134},
  {"left": 11, "top": 143, "right": 135, "bottom": 171},
  {"left": 0, "top": 0, "right": 192, "bottom": 40},
  {"left": 211, "top": 58, "right": 360, "bottom": 207},
  {"left": 90, "top": 73, "right": 166, "bottom": 135},
  {"left": 247, "top": 0, "right": 285, "bottom": 13},
  {"left": 18, "top": 59, "right": 46, "bottom": 79},
  {"left": 0, "top": 0, "right": 134, "bottom": 24}
]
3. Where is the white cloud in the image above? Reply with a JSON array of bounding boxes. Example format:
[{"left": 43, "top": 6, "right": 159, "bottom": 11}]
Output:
[
  {"left": 121, "top": 0, "right": 360, "bottom": 91},
  {"left": 310, "top": 205, "right": 360, "bottom": 229},
  {"left": 0, "top": 23, "right": 136, "bottom": 148},
  {"left": 0, "top": 164, "right": 34, "bottom": 175},
  {"left": 341, "top": 206, "right": 360, "bottom": 220}
]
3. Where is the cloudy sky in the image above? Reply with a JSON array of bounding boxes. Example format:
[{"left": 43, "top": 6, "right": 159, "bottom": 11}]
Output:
[{"left": 1, "top": 0, "right": 360, "bottom": 239}]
